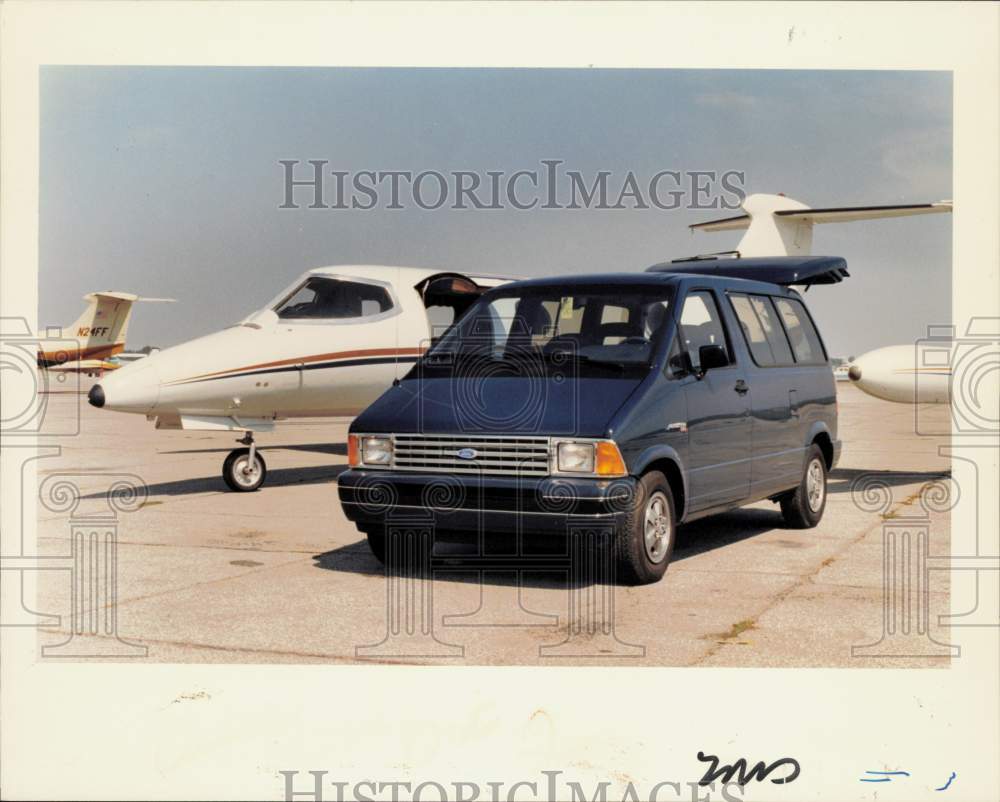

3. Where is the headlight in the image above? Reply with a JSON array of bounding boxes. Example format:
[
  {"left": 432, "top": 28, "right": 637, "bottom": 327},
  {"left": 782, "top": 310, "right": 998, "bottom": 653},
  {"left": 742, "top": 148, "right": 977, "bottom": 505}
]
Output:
[
  {"left": 361, "top": 435, "right": 392, "bottom": 466},
  {"left": 557, "top": 442, "right": 595, "bottom": 473},
  {"left": 554, "top": 439, "right": 627, "bottom": 477}
]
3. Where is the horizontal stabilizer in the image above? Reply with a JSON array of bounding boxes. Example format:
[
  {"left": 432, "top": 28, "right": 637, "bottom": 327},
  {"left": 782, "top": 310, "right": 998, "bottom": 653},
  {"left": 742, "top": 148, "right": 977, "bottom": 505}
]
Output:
[
  {"left": 775, "top": 201, "right": 952, "bottom": 224},
  {"left": 688, "top": 194, "right": 953, "bottom": 257},
  {"left": 689, "top": 214, "right": 751, "bottom": 233}
]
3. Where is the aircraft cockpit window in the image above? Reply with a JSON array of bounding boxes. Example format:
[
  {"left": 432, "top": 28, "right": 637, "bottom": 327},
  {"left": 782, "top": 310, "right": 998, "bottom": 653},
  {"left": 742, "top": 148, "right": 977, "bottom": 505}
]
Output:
[{"left": 274, "top": 277, "right": 394, "bottom": 320}]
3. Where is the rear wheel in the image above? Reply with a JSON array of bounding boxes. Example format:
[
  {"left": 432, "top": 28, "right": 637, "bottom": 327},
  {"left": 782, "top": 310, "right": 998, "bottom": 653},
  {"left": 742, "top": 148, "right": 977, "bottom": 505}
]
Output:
[
  {"left": 222, "top": 448, "right": 266, "bottom": 492},
  {"left": 613, "top": 471, "right": 677, "bottom": 585},
  {"left": 780, "top": 444, "right": 827, "bottom": 528}
]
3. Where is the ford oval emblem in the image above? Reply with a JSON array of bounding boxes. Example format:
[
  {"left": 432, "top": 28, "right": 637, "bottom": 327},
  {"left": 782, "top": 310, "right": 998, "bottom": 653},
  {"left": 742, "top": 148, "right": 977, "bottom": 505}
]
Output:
[{"left": 456, "top": 448, "right": 478, "bottom": 460}]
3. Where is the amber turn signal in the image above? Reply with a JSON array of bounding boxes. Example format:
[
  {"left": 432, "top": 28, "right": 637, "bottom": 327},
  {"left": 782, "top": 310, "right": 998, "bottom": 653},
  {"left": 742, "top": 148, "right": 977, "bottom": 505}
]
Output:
[
  {"left": 347, "top": 434, "right": 360, "bottom": 467},
  {"left": 595, "top": 441, "right": 627, "bottom": 477}
]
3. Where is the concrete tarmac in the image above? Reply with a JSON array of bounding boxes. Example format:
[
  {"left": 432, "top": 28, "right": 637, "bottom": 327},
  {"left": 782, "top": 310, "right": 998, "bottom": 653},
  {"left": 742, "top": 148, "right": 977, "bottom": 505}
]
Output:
[{"left": 32, "top": 383, "right": 953, "bottom": 666}]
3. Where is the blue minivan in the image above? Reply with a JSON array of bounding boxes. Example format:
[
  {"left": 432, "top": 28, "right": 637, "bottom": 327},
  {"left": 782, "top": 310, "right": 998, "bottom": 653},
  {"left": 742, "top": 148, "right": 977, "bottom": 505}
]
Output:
[{"left": 338, "top": 256, "right": 844, "bottom": 584}]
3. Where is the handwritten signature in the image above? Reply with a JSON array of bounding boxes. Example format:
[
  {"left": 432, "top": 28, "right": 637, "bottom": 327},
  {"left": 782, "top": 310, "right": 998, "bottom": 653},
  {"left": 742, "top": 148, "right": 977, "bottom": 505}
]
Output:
[{"left": 697, "top": 752, "right": 800, "bottom": 787}]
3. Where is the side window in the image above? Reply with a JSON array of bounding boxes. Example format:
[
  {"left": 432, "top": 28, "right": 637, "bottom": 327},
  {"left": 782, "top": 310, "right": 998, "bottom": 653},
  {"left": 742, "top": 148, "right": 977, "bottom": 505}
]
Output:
[
  {"left": 752, "top": 297, "right": 795, "bottom": 365},
  {"left": 275, "top": 277, "right": 394, "bottom": 320},
  {"left": 773, "top": 297, "right": 827, "bottom": 364},
  {"left": 729, "top": 293, "right": 774, "bottom": 366},
  {"left": 751, "top": 295, "right": 794, "bottom": 365},
  {"left": 679, "top": 290, "right": 731, "bottom": 371}
]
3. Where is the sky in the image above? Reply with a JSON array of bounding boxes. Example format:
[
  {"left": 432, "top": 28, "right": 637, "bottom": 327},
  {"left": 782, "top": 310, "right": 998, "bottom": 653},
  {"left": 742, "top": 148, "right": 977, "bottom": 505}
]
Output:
[{"left": 39, "top": 67, "right": 952, "bottom": 358}]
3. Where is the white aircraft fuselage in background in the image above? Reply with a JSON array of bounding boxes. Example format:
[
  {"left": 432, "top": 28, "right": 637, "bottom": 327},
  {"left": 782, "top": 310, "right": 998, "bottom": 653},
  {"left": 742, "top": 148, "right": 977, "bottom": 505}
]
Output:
[{"left": 845, "top": 344, "right": 951, "bottom": 404}]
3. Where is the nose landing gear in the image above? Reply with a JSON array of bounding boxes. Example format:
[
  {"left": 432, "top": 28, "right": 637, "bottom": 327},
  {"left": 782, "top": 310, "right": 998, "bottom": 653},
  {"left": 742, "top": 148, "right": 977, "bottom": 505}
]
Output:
[{"left": 222, "top": 432, "right": 267, "bottom": 492}]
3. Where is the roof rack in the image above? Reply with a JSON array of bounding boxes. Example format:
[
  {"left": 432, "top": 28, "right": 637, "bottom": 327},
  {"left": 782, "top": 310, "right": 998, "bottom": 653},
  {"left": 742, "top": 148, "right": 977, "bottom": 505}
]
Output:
[{"left": 670, "top": 250, "right": 741, "bottom": 263}]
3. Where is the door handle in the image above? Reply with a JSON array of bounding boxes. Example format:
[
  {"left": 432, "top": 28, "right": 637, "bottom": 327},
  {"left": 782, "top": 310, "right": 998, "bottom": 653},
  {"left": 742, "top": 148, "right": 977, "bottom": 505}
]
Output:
[{"left": 734, "top": 379, "right": 749, "bottom": 395}]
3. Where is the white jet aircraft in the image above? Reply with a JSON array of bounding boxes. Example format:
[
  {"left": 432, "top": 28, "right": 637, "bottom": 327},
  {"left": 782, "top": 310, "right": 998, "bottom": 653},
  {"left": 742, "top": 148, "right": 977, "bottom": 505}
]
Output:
[
  {"left": 90, "top": 265, "right": 511, "bottom": 490},
  {"left": 690, "top": 193, "right": 953, "bottom": 404}
]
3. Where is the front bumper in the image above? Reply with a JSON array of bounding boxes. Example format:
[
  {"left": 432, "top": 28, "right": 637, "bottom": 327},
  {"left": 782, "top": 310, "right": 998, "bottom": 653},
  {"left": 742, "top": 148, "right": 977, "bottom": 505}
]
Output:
[{"left": 337, "top": 470, "right": 637, "bottom": 535}]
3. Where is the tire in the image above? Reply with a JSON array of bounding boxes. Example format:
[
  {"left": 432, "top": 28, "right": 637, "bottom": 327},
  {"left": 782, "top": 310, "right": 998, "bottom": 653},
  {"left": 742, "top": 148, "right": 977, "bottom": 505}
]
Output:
[
  {"left": 222, "top": 448, "right": 267, "bottom": 492},
  {"left": 613, "top": 471, "right": 677, "bottom": 585},
  {"left": 780, "top": 444, "right": 827, "bottom": 528}
]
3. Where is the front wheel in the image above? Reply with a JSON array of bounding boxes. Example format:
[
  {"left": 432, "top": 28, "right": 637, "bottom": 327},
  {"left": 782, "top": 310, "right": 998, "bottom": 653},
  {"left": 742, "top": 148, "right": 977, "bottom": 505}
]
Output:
[
  {"left": 780, "top": 444, "right": 827, "bottom": 528},
  {"left": 613, "top": 471, "right": 677, "bottom": 585},
  {"left": 222, "top": 448, "right": 267, "bottom": 492}
]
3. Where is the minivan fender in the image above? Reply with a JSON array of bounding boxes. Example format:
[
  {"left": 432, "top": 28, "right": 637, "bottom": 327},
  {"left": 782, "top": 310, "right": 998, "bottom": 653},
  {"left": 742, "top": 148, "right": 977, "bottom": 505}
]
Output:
[
  {"left": 629, "top": 444, "right": 689, "bottom": 519},
  {"left": 805, "top": 420, "right": 836, "bottom": 468}
]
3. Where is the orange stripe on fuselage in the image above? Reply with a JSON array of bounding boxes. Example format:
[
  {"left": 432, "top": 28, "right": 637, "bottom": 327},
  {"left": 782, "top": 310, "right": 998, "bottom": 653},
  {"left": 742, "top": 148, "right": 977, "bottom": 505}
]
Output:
[
  {"left": 164, "top": 345, "right": 427, "bottom": 385},
  {"left": 37, "top": 343, "right": 124, "bottom": 363}
]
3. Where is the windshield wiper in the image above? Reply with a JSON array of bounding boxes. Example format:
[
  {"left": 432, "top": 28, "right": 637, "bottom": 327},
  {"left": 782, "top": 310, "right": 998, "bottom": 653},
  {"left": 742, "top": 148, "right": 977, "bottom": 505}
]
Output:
[{"left": 543, "top": 350, "right": 640, "bottom": 372}]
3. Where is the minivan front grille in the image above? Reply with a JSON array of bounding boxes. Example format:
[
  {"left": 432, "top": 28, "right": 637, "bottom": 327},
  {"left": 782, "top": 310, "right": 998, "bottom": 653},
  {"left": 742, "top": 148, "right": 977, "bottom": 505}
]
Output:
[{"left": 391, "top": 434, "right": 551, "bottom": 476}]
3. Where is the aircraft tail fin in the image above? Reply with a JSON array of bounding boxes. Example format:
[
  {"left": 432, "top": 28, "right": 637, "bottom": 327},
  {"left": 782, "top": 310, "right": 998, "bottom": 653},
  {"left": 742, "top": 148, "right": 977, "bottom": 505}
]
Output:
[
  {"left": 39, "top": 292, "right": 175, "bottom": 368},
  {"left": 66, "top": 292, "right": 139, "bottom": 357},
  {"left": 49, "top": 292, "right": 175, "bottom": 362}
]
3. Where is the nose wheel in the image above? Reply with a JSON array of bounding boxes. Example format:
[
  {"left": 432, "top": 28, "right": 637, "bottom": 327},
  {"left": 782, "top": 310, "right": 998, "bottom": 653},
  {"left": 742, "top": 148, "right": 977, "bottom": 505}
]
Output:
[{"left": 222, "top": 432, "right": 267, "bottom": 492}]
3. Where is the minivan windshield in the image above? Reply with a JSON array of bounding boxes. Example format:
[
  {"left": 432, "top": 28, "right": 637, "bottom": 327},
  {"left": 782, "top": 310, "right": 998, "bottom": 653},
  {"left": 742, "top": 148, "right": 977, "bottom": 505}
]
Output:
[{"left": 421, "top": 284, "right": 674, "bottom": 377}]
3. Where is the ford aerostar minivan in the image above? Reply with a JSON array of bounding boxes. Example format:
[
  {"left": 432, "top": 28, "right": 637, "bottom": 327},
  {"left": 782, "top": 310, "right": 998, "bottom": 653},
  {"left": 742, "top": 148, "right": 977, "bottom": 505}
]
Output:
[{"left": 338, "top": 256, "right": 844, "bottom": 584}]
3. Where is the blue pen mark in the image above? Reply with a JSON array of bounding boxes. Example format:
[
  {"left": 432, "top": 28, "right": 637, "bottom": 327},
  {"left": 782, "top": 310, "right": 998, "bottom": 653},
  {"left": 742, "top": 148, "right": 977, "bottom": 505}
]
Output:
[
  {"left": 860, "top": 770, "right": 911, "bottom": 783},
  {"left": 935, "top": 772, "right": 956, "bottom": 791}
]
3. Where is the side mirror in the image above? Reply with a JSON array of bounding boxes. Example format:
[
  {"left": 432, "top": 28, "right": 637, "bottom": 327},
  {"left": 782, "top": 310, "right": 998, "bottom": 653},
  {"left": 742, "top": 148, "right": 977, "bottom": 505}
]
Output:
[{"left": 698, "top": 344, "right": 729, "bottom": 373}]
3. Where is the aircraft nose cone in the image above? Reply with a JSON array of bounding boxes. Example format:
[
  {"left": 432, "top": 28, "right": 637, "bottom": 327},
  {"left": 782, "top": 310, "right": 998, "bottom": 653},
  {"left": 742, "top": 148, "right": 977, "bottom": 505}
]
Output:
[
  {"left": 847, "top": 364, "right": 862, "bottom": 382},
  {"left": 88, "top": 384, "right": 106, "bottom": 408}
]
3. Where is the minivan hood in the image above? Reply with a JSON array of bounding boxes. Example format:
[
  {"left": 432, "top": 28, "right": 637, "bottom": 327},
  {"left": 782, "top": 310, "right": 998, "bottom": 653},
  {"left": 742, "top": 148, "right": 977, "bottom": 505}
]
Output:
[{"left": 353, "top": 374, "right": 646, "bottom": 438}]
